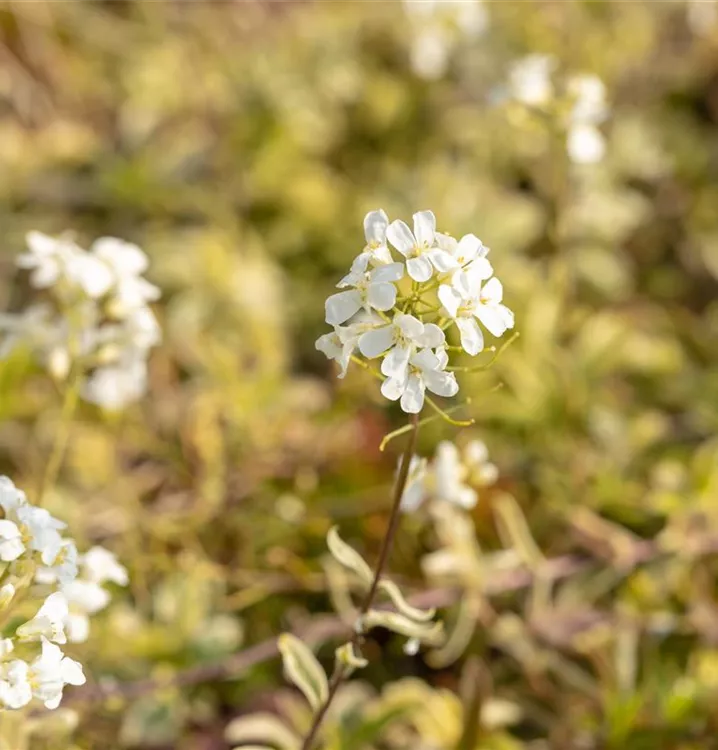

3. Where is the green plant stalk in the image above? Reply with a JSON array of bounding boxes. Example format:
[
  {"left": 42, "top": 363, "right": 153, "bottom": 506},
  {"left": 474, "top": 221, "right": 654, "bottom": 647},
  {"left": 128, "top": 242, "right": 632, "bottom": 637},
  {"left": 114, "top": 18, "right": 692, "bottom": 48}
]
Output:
[
  {"left": 299, "top": 413, "right": 420, "bottom": 750},
  {"left": 35, "top": 370, "right": 80, "bottom": 506}
]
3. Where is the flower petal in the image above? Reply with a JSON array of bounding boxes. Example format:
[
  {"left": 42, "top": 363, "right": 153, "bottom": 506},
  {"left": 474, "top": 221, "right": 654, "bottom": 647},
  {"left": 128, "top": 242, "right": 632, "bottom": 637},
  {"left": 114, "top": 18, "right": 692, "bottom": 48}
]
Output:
[
  {"left": 386, "top": 220, "right": 415, "bottom": 256},
  {"left": 427, "top": 248, "right": 458, "bottom": 273},
  {"left": 481, "top": 277, "right": 503, "bottom": 304},
  {"left": 455, "top": 234, "right": 482, "bottom": 264},
  {"left": 395, "top": 314, "right": 424, "bottom": 340},
  {"left": 358, "top": 326, "right": 394, "bottom": 358},
  {"left": 413, "top": 211, "right": 436, "bottom": 247},
  {"left": 466, "top": 256, "right": 493, "bottom": 280},
  {"left": 367, "top": 282, "right": 397, "bottom": 311},
  {"left": 325, "top": 290, "right": 362, "bottom": 325},
  {"left": 406, "top": 256, "right": 433, "bottom": 282},
  {"left": 411, "top": 348, "right": 441, "bottom": 372},
  {"left": 381, "top": 374, "right": 406, "bottom": 401},
  {"left": 371, "top": 262, "right": 404, "bottom": 284},
  {"left": 364, "top": 209, "right": 389, "bottom": 244},
  {"left": 438, "top": 284, "right": 461, "bottom": 318},
  {"left": 456, "top": 317, "right": 484, "bottom": 356},
  {"left": 418, "top": 323, "right": 445, "bottom": 348},
  {"left": 381, "top": 344, "right": 412, "bottom": 379},
  {"left": 400, "top": 374, "right": 426, "bottom": 413},
  {"left": 475, "top": 305, "right": 508, "bottom": 337},
  {"left": 423, "top": 370, "right": 459, "bottom": 398}
]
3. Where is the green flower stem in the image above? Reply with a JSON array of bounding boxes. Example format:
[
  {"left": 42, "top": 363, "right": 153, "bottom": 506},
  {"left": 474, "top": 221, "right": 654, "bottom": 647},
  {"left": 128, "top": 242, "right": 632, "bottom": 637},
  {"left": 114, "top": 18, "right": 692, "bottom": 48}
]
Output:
[
  {"left": 299, "top": 413, "right": 420, "bottom": 750},
  {"left": 35, "top": 370, "right": 81, "bottom": 507}
]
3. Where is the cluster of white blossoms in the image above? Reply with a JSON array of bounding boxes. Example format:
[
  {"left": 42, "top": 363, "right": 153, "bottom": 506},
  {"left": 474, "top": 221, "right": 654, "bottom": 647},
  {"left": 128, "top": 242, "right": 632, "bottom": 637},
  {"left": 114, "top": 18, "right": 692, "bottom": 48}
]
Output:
[
  {"left": 402, "top": 0, "right": 488, "bottom": 81},
  {"left": 401, "top": 439, "right": 498, "bottom": 513},
  {"left": 0, "top": 477, "right": 127, "bottom": 710},
  {"left": 506, "top": 54, "right": 609, "bottom": 165},
  {"left": 316, "top": 210, "right": 514, "bottom": 414},
  {"left": 0, "top": 232, "right": 161, "bottom": 410}
]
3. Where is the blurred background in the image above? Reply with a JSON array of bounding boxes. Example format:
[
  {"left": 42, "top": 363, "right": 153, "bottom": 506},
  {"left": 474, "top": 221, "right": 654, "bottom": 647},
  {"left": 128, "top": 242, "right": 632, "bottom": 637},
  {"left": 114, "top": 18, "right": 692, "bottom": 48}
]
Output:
[{"left": 0, "top": 1, "right": 718, "bottom": 748}]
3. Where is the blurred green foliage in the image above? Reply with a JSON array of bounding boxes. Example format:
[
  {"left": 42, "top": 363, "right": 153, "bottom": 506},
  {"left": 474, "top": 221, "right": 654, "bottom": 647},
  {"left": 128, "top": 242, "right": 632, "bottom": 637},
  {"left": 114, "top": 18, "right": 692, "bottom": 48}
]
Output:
[{"left": 0, "top": 1, "right": 717, "bottom": 748}]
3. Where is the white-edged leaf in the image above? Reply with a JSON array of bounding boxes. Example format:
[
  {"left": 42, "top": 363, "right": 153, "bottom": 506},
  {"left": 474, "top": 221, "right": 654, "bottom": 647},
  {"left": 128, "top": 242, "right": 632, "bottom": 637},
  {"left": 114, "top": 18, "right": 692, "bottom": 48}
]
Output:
[
  {"left": 278, "top": 634, "right": 329, "bottom": 712},
  {"left": 362, "top": 610, "right": 445, "bottom": 646},
  {"left": 326, "top": 526, "right": 373, "bottom": 586},
  {"left": 225, "top": 712, "right": 300, "bottom": 750},
  {"left": 378, "top": 579, "right": 436, "bottom": 623}
]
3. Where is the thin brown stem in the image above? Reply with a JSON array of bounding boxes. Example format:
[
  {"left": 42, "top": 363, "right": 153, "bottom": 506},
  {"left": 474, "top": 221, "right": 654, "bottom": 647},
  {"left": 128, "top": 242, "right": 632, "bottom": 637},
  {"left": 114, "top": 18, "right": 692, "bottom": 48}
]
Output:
[{"left": 299, "top": 413, "right": 420, "bottom": 750}]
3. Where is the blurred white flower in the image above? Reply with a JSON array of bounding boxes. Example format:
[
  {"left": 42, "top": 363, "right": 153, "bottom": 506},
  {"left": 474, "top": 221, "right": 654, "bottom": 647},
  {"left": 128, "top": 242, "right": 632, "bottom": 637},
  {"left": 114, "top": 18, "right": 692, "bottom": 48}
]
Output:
[
  {"left": 28, "top": 638, "right": 85, "bottom": 710},
  {"left": 400, "top": 456, "right": 428, "bottom": 512},
  {"left": 0, "top": 519, "right": 24, "bottom": 562},
  {"left": 17, "top": 592, "right": 69, "bottom": 645},
  {"left": 403, "top": 0, "right": 488, "bottom": 80},
  {"left": 506, "top": 57, "right": 609, "bottom": 164},
  {"left": 90, "top": 237, "right": 161, "bottom": 315},
  {"left": 0, "top": 660, "right": 32, "bottom": 709},
  {"left": 81, "top": 546, "right": 129, "bottom": 586},
  {"left": 508, "top": 54, "right": 556, "bottom": 107},
  {"left": 0, "top": 477, "right": 122, "bottom": 711},
  {"left": 4, "top": 231, "right": 162, "bottom": 410}
]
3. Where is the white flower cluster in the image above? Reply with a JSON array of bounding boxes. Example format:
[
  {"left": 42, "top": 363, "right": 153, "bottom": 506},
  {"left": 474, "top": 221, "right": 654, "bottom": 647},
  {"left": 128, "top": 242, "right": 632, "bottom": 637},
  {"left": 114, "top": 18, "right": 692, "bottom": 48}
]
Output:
[
  {"left": 401, "top": 439, "right": 498, "bottom": 512},
  {"left": 507, "top": 54, "right": 608, "bottom": 164},
  {"left": 402, "top": 0, "right": 488, "bottom": 81},
  {"left": 0, "top": 477, "right": 127, "bottom": 710},
  {"left": 316, "top": 210, "right": 514, "bottom": 414},
  {"left": 0, "top": 232, "right": 161, "bottom": 410}
]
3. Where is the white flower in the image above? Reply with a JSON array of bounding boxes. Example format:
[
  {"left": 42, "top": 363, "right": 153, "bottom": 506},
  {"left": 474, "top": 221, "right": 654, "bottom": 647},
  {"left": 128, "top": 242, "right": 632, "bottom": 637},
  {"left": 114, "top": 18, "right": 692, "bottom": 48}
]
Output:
[
  {"left": 434, "top": 232, "right": 493, "bottom": 280},
  {"left": 386, "top": 210, "right": 449, "bottom": 282},
  {"left": 14, "top": 505, "right": 66, "bottom": 565},
  {"left": 352, "top": 210, "right": 393, "bottom": 268},
  {"left": 62, "top": 581, "right": 111, "bottom": 644},
  {"left": 567, "top": 124, "right": 605, "bottom": 164},
  {"left": 566, "top": 74, "right": 607, "bottom": 164},
  {"left": 0, "top": 638, "right": 13, "bottom": 657},
  {"left": 400, "top": 455, "right": 428, "bottom": 512},
  {"left": 433, "top": 441, "right": 477, "bottom": 509},
  {"left": 29, "top": 638, "right": 85, "bottom": 709},
  {"left": 438, "top": 274, "right": 514, "bottom": 355},
  {"left": 0, "top": 660, "right": 32, "bottom": 709},
  {"left": 315, "top": 313, "right": 383, "bottom": 379},
  {"left": 90, "top": 237, "right": 161, "bottom": 314},
  {"left": 325, "top": 255, "right": 404, "bottom": 325},
  {"left": 358, "top": 313, "right": 445, "bottom": 380},
  {"left": 17, "top": 232, "right": 114, "bottom": 298},
  {"left": 81, "top": 352, "right": 149, "bottom": 410},
  {"left": 17, "top": 592, "right": 69, "bottom": 645},
  {"left": 0, "top": 476, "right": 27, "bottom": 515},
  {"left": 17, "top": 232, "right": 77, "bottom": 291},
  {"left": 45, "top": 539, "right": 79, "bottom": 585},
  {"left": 81, "top": 546, "right": 129, "bottom": 587},
  {"left": 508, "top": 54, "right": 556, "bottom": 107},
  {"left": 0, "top": 519, "right": 24, "bottom": 562},
  {"left": 568, "top": 74, "right": 607, "bottom": 126},
  {"left": 464, "top": 440, "right": 499, "bottom": 485},
  {"left": 381, "top": 348, "right": 459, "bottom": 414}
]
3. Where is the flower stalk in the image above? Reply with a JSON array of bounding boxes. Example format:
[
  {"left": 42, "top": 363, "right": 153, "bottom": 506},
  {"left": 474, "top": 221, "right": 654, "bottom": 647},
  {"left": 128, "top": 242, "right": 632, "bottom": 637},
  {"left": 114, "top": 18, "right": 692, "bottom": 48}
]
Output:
[{"left": 300, "top": 413, "right": 420, "bottom": 750}]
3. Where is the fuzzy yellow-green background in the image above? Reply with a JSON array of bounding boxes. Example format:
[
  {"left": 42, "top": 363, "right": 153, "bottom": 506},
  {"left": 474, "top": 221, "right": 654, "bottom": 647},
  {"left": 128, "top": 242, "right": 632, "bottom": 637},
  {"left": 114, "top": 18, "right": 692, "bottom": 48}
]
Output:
[{"left": 0, "top": 1, "right": 717, "bottom": 748}]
